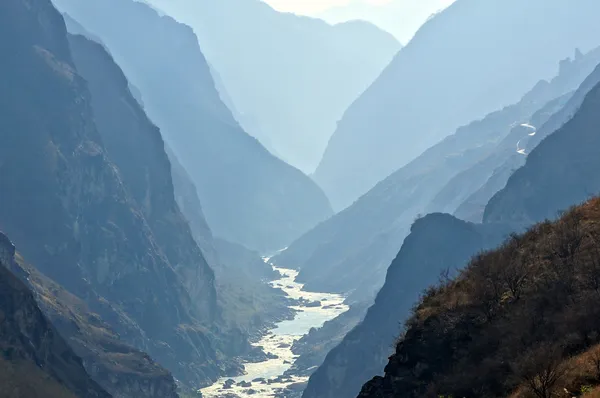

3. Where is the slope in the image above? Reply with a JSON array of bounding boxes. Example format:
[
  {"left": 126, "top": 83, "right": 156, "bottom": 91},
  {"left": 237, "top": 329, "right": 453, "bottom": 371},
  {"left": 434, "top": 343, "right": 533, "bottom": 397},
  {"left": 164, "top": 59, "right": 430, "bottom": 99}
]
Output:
[
  {"left": 0, "top": 0, "right": 237, "bottom": 389},
  {"left": 359, "top": 198, "right": 600, "bottom": 398},
  {"left": 53, "top": 0, "right": 333, "bottom": 253},
  {"left": 144, "top": 0, "right": 400, "bottom": 173},
  {"left": 275, "top": 48, "right": 600, "bottom": 302},
  {"left": 317, "top": 0, "right": 454, "bottom": 43},
  {"left": 0, "top": 233, "right": 110, "bottom": 398},
  {"left": 314, "top": 0, "right": 600, "bottom": 210},
  {"left": 301, "top": 53, "right": 600, "bottom": 398}
]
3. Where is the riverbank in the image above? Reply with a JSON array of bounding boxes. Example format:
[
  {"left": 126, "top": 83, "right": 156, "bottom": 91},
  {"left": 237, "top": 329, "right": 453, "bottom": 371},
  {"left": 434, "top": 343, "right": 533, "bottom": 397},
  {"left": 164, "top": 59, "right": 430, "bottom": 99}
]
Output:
[{"left": 200, "top": 266, "right": 349, "bottom": 397}]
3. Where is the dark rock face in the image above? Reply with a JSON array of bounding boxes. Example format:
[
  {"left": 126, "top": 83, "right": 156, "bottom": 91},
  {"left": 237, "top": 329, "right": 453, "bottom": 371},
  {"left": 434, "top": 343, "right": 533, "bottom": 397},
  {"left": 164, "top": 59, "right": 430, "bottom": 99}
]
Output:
[
  {"left": 67, "top": 32, "right": 217, "bottom": 320},
  {"left": 276, "top": 47, "right": 600, "bottom": 303},
  {"left": 0, "top": 0, "right": 231, "bottom": 388},
  {"left": 145, "top": 0, "right": 400, "bottom": 174},
  {"left": 313, "top": 0, "right": 600, "bottom": 211},
  {"left": 53, "top": 0, "right": 333, "bottom": 254},
  {"left": 0, "top": 233, "right": 110, "bottom": 398}
]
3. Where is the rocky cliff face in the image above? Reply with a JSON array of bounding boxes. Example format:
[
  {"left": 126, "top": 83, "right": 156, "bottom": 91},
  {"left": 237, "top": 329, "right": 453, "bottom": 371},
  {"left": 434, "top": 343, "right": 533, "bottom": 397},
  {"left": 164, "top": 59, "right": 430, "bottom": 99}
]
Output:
[
  {"left": 0, "top": 233, "right": 111, "bottom": 398},
  {"left": 67, "top": 32, "right": 217, "bottom": 320},
  {"left": 314, "top": 0, "right": 600, "bottom": 211},
  {"left": 53, "top": 0, "right": 333, "bottom": 254},
  {"left": 0, "top": 0, "right": 236, "bottom": 389}
]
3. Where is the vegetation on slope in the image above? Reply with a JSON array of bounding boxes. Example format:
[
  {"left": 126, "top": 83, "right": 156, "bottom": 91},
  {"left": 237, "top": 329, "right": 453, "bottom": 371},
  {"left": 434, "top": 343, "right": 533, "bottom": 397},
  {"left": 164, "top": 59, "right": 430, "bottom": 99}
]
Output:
[{"left": 360, "top": 198, "right": 600, "bottom": 398}]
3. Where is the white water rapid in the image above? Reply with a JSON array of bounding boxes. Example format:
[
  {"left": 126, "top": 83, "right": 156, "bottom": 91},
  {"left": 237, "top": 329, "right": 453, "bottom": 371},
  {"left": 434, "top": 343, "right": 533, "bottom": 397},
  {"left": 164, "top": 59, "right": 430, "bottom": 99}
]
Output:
[{"left": 200, "top": 265, "right": 349, "bottom": 398}]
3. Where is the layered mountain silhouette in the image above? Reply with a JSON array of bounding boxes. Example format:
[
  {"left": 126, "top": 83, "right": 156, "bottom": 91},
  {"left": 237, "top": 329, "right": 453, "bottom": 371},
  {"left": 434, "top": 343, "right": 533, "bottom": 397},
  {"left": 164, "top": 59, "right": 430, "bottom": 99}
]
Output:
[
  {"left": 144, "top": 0, "right": 401, "bottom": 173},
  {"left": 53, "top": 0, "right": 333, "bottom": 253},
  {"left": 318, "top": 0, "right": 454, "bottom": 43},
  {"left": 359, "top": 197, "right": 600, "bottom": 397},
  {"left": 302, "top": 59, "right": 600, "bottom": 398},
  {"left": 276, "top": 47, "right": 600, "bottom": 303},
  {"left": 314, "top": 0, "right": 600, "bottom": 211},
  {"left": 0, "top": 0, "right": 262, "bottom": 390}
]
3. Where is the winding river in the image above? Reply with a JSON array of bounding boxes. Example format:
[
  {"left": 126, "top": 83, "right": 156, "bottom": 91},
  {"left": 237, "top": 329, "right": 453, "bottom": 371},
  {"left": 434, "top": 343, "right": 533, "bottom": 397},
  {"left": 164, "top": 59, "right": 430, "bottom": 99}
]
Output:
[{"left": 200, "top": 264, "right": 348, "bottom": 397}]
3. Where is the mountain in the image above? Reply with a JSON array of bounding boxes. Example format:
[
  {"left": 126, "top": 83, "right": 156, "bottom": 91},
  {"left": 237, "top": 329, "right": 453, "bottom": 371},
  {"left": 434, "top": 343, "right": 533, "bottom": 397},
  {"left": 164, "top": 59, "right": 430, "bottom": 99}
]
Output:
[
  {"left": 0, "top": 233, "right": 110, "bottom": 398},
  {"left": 302, "top": 216, "right": 509, "bottom": 398},
  {"left": 143, "top": 0, "right": 401, "bottom": 173},
  {"left": 7, "top": 241, "right": 180, "bottom": 398},
  {"left": 0, "top": 0, "right": 251, "bottom": 389},
  {"left": 314, "top": 0, "right": 600, "bottom": 211},
  {"left": 453, "top": 50, "right": 600, "bottom": 223},
  {"left": 303, "top": 62, "right": 600, "bottom": 398},
  {"left": 359, "top": 197, "right": 600, "bottom": 398},
  {"left": 318, "top": 0, "right": 454, "bottom": 43},
  {"left": 53, "top": 0, "right": 333, "bottom": 253},
  {"left": 275, "top": 47, "right": 600, "bottom": 303}
]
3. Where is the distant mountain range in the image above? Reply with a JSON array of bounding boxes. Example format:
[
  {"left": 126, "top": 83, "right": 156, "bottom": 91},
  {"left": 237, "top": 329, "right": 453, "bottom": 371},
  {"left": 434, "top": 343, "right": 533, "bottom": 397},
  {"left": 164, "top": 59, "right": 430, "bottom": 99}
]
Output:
[
  {"left": 144, "top": 0, "right": 401, "bottom": 173},
  {"left": 54, "top": 0, "right": 333, "bottom": 254},
  {"left": 314, "top": 0, "right": 600, "bottom": 211},
  {"left": 301, "top": 32, "right": 600, "bottom": 398},
  {"left": 317, "top": 0, "right": 455, "bottom": 43},
  {"left": 358, "top": 72, "right": 600, "bottom": 398}
]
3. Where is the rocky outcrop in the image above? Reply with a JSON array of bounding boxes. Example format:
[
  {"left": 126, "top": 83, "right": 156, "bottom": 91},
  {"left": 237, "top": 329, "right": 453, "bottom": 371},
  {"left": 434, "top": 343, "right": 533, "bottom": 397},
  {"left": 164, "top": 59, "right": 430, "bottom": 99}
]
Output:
[
  {"left": 67, "top": 32, "right": 217, "bottom": 320},
  {"left": 314, "top": 0, "right": 600, "bottom": 210},
  {"left": 0, "top": 233, "right": 111, "bottom": 398},
  {"left": 54, "top": 0, "right": 333, "bottom": 253}
]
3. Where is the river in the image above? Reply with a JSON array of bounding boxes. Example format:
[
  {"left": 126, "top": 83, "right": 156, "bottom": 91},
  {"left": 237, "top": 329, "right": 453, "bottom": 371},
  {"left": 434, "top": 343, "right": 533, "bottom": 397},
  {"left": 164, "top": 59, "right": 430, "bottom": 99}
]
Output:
[{"left": 200, "top": 264, "right": 349, "bottom": 397}]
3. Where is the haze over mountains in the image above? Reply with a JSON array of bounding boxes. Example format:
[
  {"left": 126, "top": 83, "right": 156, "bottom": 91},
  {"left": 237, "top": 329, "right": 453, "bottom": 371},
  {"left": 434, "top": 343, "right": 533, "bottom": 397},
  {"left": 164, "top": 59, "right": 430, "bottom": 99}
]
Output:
[
  {"left": 316, "top": 0, "right": 456, "bottom": 43},
  {"left": 314, "top": 0, "right": 600, "bottom": 211},
  {"left": 3, "top": 0, "right": 600, "bottom": 398},
  {"left": 53, "top": 0, "right": 333, "bottom": 254},
  {"left": 144, "top": 0, "right": 400, "bottom": 173}
]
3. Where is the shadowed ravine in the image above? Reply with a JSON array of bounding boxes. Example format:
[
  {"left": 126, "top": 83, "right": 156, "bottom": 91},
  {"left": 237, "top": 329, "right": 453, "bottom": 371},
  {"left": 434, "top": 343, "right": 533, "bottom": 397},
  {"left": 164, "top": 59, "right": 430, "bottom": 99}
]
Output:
[{"left": 201, "top": 260, "right": 349, "bottom": 398}]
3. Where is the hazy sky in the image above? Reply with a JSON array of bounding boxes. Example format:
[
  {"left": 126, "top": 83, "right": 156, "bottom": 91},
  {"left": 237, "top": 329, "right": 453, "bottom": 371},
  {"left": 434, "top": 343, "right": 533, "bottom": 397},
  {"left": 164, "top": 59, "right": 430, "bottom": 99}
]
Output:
[
  {"left": 265, "top": 0, "right": 386, "bottom": 14},
  {"left": 263, "top": 0, "right": 456, "bottom": 43}
]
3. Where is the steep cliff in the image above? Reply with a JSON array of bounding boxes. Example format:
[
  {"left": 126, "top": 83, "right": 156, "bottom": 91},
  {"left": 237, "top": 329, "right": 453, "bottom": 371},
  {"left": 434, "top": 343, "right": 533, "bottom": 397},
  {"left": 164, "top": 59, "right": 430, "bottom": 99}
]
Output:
[
  {"left": 53, "top": 0, "right": 333, "bottom": 253},
  {"left": 67, "top": 32, "right": 217, "bottom": 320},
  {"left": 0, "top": 0, "right": 236, "bottom": 388},
  {"left": 0, "top": 233, "right": 111, "bottom": 398},
  {"left": 314, "top": 0, "right": 600, "bottom": 210}
]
